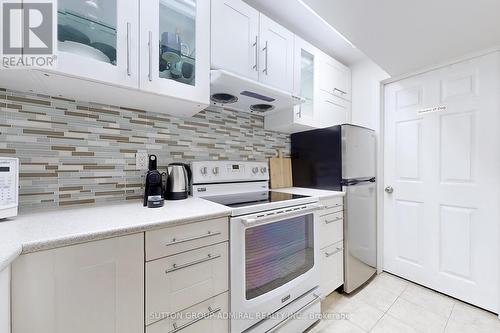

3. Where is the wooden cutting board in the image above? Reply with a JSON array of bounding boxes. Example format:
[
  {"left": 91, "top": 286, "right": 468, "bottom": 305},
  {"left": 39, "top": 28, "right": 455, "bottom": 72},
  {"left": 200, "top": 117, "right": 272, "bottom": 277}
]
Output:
[{"left": 269, "top": 150, "right": 293, "bottom": 189}]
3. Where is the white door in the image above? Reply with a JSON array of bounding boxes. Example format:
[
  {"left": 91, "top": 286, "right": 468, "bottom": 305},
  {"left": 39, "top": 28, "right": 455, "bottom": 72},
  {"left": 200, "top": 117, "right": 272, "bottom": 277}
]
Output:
[
  {"left": 211, "top": 0, "right": 259, "bottom": 81},
  {"left": 258, "top": 14, "right": 294, "bottom": 92},
  {"left": 383, "top": 53, "right": 500, "bottom": 312},
  {"left": 319, "top": 55, "right": 352, "bottom": 101},
  {"left": 140, "top": 0, "right": 210, "bottom": 105},
  {"left": 56, "top": 0, "right": 139, "bottom": 87},
  {"left": 11, "top": 234, "right": 144, "bottom": 333}
]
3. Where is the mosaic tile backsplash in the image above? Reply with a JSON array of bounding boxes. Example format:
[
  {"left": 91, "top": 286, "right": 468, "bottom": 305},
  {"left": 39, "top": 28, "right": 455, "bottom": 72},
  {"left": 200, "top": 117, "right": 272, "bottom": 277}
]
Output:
[{"left": 0, "top": 88, "right": 290, "bottom": 211}]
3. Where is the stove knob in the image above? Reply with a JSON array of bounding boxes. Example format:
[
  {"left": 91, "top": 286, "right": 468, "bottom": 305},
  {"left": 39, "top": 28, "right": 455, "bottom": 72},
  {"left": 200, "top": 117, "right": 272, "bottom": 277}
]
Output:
[
  {"left": 260, "top": 167, "right": 267, "bottom": 173},
  {"left": 200, "top": 167, "right": 208, "bottom": 175},
  {"left": 212, "top": 167, "right": 219, "bottom": 175},
  {"left": 252, "top": 167, "right": 259, "bottom": 174}
]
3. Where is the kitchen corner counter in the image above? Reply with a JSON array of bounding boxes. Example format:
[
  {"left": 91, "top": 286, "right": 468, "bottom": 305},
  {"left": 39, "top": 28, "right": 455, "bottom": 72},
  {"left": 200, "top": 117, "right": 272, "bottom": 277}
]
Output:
[
  {"left": 0, "top": 198, "right": 231, "bottom": 271},
  {"left": 273, "top": 187, "right": 345, "bottom": 199}
]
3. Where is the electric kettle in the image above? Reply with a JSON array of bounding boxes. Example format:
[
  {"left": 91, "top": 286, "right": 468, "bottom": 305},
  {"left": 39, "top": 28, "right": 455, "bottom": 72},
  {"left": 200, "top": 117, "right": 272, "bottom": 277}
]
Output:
[{"left": 165, "top": 163, "right": 191, "bottom": 200}]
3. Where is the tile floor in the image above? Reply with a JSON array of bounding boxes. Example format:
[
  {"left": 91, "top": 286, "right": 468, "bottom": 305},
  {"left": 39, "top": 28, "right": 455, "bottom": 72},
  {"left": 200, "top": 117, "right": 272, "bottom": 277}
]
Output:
[{"left": 307, "top": 272, "right": 500, "bottom": 333}]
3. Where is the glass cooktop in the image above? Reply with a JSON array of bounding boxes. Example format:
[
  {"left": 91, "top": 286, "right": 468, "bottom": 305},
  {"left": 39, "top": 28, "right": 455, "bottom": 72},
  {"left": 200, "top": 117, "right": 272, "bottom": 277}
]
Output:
[{"left": 203, "top": 191, "right": 310, "bottom": 208}]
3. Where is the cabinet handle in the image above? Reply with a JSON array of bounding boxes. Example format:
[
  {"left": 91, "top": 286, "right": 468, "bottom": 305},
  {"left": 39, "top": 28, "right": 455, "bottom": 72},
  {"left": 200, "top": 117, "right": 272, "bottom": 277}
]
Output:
[
  {"left": 253, "top": 35, "right": 259, "bottom": 71},
  {"left": 165, "top": 253, "right": 221, "bottom": 274},
  {"left": 324, "top": 100, "right": 345, "bottom": 108},
  {"left": 325, "top": 248, "right": 343, "bottom": 257},
  {"left": 333, "top": 87, "right": 347, "bottom": 95},
  {"left": 325, "top": 217, "right": 342, "bottom": 224},
  {"left": 166, "top": 231, "right": 222, "bottom": 246},
  {"left": 323, "top": 204, "right": 341, "bottom": 210},
  {"left": 148, "top": 31, "right": 153, "bottom": 81},
  {"left": 126, "top": 22, "right": 131, "bottom": 76},
  {"left": 170, "top": 305, "right": 222, "bottom": 333},
  {"left": 262, "top": 41, "right": 268, "bottom": 75}
]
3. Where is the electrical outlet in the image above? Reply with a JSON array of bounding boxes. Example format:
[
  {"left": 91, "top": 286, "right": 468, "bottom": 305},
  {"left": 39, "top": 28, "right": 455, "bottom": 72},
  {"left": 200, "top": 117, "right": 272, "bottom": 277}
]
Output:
[{"left": 136, "top": 151, "right": 148, "bottom": 170}]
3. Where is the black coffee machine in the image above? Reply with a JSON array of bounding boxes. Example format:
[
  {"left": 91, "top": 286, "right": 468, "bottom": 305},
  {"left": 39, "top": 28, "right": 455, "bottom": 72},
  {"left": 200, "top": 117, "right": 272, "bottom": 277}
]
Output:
[{"left": 143, "top": 155, "right": 165, "bottom": 208}]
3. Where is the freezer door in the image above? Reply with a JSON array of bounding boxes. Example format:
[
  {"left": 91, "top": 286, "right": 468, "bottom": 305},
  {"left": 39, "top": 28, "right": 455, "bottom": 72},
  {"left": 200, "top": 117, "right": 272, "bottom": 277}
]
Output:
[
  {"left": 341, "top": 125, "right": 377, "bottom": 179},
  {"left": 343, "top": 181, "right": 377, "bottom": 293}
]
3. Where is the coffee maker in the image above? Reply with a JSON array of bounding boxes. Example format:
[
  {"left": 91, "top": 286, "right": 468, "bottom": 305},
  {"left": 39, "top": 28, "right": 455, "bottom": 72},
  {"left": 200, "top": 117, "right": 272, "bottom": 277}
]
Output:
[{"left": 143, "top": 155, "right": 165, "bottom": 208}]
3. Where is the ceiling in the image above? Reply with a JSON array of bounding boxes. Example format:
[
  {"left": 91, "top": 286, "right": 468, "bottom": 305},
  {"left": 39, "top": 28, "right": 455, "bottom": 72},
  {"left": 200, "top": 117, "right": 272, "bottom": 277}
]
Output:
[
  {"left": 243, "top": 0, "right": 367, "bottom": 66},
  {"left": 302, "top": 0, "right": 500, "bottom": 76}
]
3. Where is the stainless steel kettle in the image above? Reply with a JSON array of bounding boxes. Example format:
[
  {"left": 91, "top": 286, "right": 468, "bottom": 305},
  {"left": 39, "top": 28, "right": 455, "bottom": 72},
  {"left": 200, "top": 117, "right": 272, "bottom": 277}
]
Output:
[{"left": 165, "top": 163, "right": 191, "bottom": 200}]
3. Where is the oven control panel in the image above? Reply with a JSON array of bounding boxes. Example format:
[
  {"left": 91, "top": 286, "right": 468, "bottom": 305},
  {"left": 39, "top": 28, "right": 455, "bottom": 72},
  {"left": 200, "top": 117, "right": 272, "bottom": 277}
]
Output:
[
  {"left": 0, "top": 157, "right": 19, "bottom": 219},
  {"left": 191, "top": 161, "right": 269, "bottom": 184}
]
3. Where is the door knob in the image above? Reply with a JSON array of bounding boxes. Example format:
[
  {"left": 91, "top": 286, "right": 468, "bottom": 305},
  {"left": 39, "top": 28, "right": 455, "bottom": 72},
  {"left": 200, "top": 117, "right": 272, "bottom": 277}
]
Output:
[{"left": 385, "top": 186, "right": 394, "bottom": 194}]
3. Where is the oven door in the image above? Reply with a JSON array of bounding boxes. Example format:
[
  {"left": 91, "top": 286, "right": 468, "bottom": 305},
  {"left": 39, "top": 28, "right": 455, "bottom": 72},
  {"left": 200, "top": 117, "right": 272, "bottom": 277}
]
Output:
[{"left": 230, "top": 203, "right": 321, "bottom": 333}]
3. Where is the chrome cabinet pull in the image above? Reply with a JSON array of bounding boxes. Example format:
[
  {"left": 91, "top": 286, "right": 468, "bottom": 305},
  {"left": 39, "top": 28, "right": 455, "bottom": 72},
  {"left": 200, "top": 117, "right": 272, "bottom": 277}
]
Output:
[
  {"left": 325, "top": 217, "right": 342, "bottom": 224},
  {"left": 323, "top": 203, "right": 342, "bottom": 210},
  {"left": 126, "top": 22, "right": 131, "bottom": 76},
  {"left": 253, "top": 35, "right": 259, "bottom": 71},
  {"left": 169, "top": 306, "right": 222, "bottom": 333},
  {"left": 333, "top": 87, "right": 347, "bottom": 95},
  {"left": 165, "top": 253, "right": 221, "bottom": 274},
  {"left": 262, "top": 41, "right": 268, "bottom": 75},
  {"left": 166, "top": 231, "right": 221, "bottom": 246},
  {"left": 148, "top": 31, "right": 153, "bottom": 81},
  {"left": 325, "top": 247, "right": 343, "bottom": 257},
  {"left": 266, "top": 294, "right": 321, "bottom": 333}
]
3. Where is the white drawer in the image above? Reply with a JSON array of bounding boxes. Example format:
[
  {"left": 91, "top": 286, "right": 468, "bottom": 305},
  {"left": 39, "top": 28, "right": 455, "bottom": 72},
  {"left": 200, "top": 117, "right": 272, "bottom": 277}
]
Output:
[
  {"left": 320, "top": 197, "right": 343, "bottom": 216},
  {"left": 146, "top": 218, "right": 228, "bottom": 261},
  {"left": 320, "top": 241, "right": 344, "bottom": 297},
  {"left": 318, "top": 211, "right": 343, "bottom": 249},
  {"left": 146, "top": 242, "right": 228, "bottom": 325},
  {"left": 147, "top": 292, "right": 228, "bottom": 333}
]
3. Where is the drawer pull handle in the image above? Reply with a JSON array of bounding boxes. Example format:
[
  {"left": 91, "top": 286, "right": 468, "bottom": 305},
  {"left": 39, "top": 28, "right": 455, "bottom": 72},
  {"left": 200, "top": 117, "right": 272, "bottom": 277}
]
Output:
[
  {"left": 166, "top": 253, "right": 221, "bottom": 274},
  {"left": 170, "top": 306, "right": 222, "bottom": 333},
  {"left": 266, "top": 293, "right": 321, "bottom": 333},
  {"left": 325, "top": 248, "right": 343, "bottom": 257},
  {"left": 325, "top": 217, "right": 342, "bottom": 224},
  {"left": 167, "top": 231, "right": 222, "bottom": 246},
  {"left": 324, "top": 204, "right": 342, "bottom": 210}
]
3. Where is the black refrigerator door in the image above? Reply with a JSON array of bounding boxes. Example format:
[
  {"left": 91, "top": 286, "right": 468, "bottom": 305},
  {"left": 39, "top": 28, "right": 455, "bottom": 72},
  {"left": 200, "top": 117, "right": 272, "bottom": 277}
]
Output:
[{"left": 291, "top": 126, "right": 342, "bottom": 191}]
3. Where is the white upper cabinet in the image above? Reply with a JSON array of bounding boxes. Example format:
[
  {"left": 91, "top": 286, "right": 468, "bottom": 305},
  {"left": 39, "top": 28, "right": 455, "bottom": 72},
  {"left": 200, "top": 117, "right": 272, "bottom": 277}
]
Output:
[
  {"left": 258, "top": 14, "right": 294, "bottom": 92},
  {"left": 293, "top": 36, "right": 318, "bottom": 127},
  {"left": 56, "top": 0, "right": 139, "bottom": 87},
  {"left": 211, "top": 0, "right": 294, "bottom": 93},
  {"left": 317, "top": 90, "right": 350, "bottom": 127},
  {"left": 211, "top": 0, "right": 259, "bottom": 81},
  {"left": 140, "top": 0, "right": 210, "bottom": 105},
  {"left": 319, "top": 55, "right": 352, "bottom": 101}
]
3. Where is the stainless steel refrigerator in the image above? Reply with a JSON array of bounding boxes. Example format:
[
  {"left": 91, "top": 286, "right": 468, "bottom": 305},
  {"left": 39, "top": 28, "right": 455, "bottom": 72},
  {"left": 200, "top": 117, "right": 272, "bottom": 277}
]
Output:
[{"left": 291, "top": 124, "right": 377, "bottom": 293}]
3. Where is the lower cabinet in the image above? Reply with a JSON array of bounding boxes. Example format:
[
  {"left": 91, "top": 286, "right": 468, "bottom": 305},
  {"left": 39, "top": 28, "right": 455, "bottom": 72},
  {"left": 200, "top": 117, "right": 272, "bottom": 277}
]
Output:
[
  {"left": 318, "top": 197, "right": 345, "bottom": 297},
  {"left": 0, "top": 266, "right": 10, "bottom": 333},
  {"left": 11, "top": 234, "right": 144, "bottom": 333}
]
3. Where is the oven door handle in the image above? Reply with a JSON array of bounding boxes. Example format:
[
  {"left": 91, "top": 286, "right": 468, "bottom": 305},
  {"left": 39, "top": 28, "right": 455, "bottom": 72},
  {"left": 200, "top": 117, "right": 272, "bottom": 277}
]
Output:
[{"left": 240, "top": 204, "right": 323, "bottom": 227}]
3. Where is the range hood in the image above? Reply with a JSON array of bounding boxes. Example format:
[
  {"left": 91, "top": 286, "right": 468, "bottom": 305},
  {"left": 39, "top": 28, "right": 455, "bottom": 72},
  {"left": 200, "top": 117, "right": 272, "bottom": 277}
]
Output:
[{"left": 210, "top": 70, "right": 304, "bottom": 114}]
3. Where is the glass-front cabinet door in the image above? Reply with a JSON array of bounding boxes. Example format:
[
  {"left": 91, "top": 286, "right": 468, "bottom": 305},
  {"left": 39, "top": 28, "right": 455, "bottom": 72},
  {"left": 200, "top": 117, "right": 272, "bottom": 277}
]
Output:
[
  {"left": 293, "top": 36, "right": 318, "bottom": 127},
  {"left": 140, "top": 0, "right": 209, "bottom": 105},
  {"left": 56, "top": 0, "right": 139, "bottom": 87}
]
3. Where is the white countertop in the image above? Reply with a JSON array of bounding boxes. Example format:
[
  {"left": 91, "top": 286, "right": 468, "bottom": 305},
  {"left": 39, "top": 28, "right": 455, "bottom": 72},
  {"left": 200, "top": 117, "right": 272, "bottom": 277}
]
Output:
[
  {"left": 0, "top": 187, "right": 343, "bottom": 271},
  {"left": 273, "top": 187, "right": 345, "bottom": 199},
  {"left": 0, "top": 198, "right": 231, "bottom": 271}
]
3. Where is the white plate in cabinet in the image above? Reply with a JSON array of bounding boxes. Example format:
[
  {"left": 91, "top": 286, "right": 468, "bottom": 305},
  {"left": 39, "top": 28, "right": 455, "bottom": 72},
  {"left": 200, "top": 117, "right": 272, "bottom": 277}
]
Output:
[
  {"left": 319, "top": 211, "right": 343, "bottom": 249},
  {"left": 139, "top": 0, "right": 210, "bottom": 106},
  {"left": 318, "top": 55, "right": 351, "bottom": 101},
  {"left": 320, "top": 242, "right": 344, "bottom": 297},
  {"left": 146, "top": 242, "right": 229, "bottom": 326},
  {"left": 145, "top": 218, "right": 228, "bottom": 261},
  {"left": 147, "top": 292, "right": 228, "bottom": 333},
  {"left": 320, "top": 197, "right": 343, "bottom": 216},
  {"left": 211, "top": 0, "right": 259, "bottom": 81},
  {"left": 54, "top": 0, "right": 139, "bottom": 88},
  {"left": 317, "top": 92, "right": 351, "bottom": 128},
  {"left": 11, "top": 234, "right": 144, "bottom": 333}
]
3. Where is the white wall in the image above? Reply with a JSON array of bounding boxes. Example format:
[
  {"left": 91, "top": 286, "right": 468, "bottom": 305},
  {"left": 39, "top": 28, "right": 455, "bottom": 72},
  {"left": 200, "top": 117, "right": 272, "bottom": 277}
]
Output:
[{"left": 350, "top": 59, "right": 390, "bottom": 131}]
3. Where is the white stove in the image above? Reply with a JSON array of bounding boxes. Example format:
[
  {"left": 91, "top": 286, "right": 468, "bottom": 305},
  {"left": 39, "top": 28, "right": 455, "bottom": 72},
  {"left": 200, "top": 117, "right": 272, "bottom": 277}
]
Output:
[{"left": 191, "top": 161, "right": 321, "bottom": 333}]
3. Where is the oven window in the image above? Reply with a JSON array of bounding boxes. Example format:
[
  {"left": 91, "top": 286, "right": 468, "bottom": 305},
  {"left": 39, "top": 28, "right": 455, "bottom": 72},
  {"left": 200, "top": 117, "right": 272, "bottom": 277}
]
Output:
[{"left": 245, "top": 213, "right": 314, "bottom": 300}]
